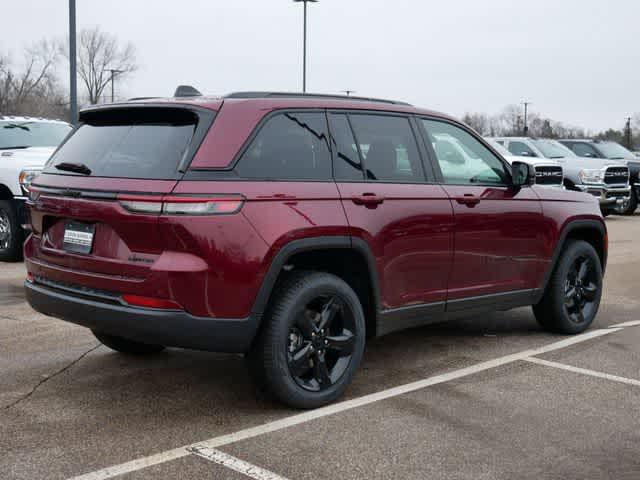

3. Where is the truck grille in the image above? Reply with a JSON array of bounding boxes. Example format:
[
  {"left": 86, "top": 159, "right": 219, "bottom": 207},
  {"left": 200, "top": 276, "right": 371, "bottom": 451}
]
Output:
[
  {"left": 535, "top": 165, "right": 563, "bottom": 186},
  {"left": 604, "top": 166, "right": 629, "bottom": 185}
]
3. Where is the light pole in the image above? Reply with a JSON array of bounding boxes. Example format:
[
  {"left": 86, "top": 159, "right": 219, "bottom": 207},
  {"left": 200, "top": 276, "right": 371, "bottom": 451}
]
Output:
[
  {"left": 69, "top": 0, "right": 78, "bottom": 124},
  {"left": 522, "top": 101, "right": 531, "bottom": 136},
  {"left": 108, "top": 69, "right": 124, "bottom": 103},
  {"left": 293, "top": 0, "right": 318, "bottom": 93}
]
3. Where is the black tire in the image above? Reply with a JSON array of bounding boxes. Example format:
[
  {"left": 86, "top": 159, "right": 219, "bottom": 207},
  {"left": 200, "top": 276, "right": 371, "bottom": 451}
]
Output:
[
  {"left": 620, "top": 190, "right": 638, "bottom": 216},
  {"left": 600, "top": 207, "right": 611, "bottom": 217},
  {"left": 533, "top": 240, "right": 603, "bottom": 334},
  {"left": 92, "top": 331, "right": 165, "bottom": 354},
  {"left": 0, "top": 200, "right": 23, "bottom": 262},
  {"left": 247, "top": 271, "right": 366, "bottom": 409}
]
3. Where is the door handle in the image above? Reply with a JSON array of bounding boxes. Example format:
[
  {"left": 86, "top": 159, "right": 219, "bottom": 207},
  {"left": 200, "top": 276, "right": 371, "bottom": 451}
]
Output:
[
  {"left": 352, "top": 193, "right": 385, "bottom": 207},
  {"left": 456, "top": 194, "right": 481, "bottom": 207}
]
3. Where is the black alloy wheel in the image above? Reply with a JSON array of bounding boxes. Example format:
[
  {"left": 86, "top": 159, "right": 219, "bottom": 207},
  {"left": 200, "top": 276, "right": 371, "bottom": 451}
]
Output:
[
  {"left": 248, "top": 271, "right": 366, "bottom": 409},
  {"left": 287, "top": 295, "right": 356, "bottom": 392},
  {"left": 563, "top": 255, "right": 599, "bottom": 324},
  {"left": 533, "top": 240, "right": 603, "bottom": 334}
]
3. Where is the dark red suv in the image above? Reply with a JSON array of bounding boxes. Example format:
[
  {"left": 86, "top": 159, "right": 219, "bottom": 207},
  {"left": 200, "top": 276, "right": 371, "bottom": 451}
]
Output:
[{"left": 24, "top": 92, "right": 607, "bottom": 408}]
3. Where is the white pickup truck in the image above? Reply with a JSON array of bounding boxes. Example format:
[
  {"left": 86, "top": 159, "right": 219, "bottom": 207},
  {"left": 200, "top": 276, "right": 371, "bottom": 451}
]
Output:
[{"left": 0, "top": 116, "right": 72, "bottom": 260}]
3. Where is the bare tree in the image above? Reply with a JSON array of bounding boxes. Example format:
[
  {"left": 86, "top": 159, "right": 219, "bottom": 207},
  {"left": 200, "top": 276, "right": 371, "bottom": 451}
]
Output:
[
  {"left": 62, "top": 27, "right": 137, "bottom": 105},
  {"left": 0, "top": 40, "right": 66, "bottom": 117}
]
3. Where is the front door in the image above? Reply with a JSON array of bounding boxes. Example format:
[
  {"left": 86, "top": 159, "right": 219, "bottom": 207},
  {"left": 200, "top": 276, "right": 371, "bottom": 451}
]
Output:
[{"left": 420, "top": 119, "right": 547, "bottom": 301}]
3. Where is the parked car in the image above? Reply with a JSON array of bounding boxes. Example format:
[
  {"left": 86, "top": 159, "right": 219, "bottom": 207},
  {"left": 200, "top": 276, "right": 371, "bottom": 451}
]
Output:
[
  {"left": 484, "top": 138, "right": 563, "bottom": 188},
  {"left": 0, "top": 116, "right": 72, "bottom": 260},
  {"left": 24, "top": 92, "right": 607, "bottom": 408},
  {"left": 559, "top": 139, "right": 640, "bottom": 215},
  {"left": 493, "top": 137, "right": 630, "bottom": 216}
]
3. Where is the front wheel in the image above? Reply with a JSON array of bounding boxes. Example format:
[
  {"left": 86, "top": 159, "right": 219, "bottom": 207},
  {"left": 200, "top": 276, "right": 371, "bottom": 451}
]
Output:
[
  {"left": 620, "top": 190, "right": 638, "bottom": 216},
  {"left": 248, "top": 271, "right": 366, "bottom": 409},
  {"left": 92, "top": 331, "right": 165, "bottom": 354},
  {"left": 0, "top": 200, "right": 22, "bottom": 262},
  {"left": 533, "top": 240, "right": 603, "bottom": 334}
]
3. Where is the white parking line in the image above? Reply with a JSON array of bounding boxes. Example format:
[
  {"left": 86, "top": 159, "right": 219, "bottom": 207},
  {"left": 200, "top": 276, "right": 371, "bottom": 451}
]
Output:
[
  {"left": 524, "top": 357, "right": 640, "bottom": 387},
  {"left": 189, "top": 446, "right": 291, "bottom": 480},
  {"left": 68, "top": 326, "right": 629, "bottom": 480},
  {"left": 608, "top": 320, "right": 640, "bottom": 328}
]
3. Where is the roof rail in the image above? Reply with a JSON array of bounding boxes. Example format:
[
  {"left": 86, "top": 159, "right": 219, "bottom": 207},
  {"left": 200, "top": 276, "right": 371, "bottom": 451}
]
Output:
[{"left": 225, "top": 91, "right": 412, "bottom": 106}]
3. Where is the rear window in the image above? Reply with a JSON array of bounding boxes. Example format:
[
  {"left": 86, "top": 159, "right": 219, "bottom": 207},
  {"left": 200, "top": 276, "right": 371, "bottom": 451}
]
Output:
[
  {"left": 44, "top": 108, "right": 201, "bottom": 179},
  {"left": 235, "top": 112, "right": 331, "bottom": 180}
]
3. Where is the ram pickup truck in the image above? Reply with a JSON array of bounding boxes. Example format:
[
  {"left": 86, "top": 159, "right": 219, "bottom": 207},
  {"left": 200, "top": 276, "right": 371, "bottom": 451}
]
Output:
[
  {"left": 485, "top": 138, "right": 564, "bottom": 188},
  {"left": 494, "top": 136, "right": 630, "bottom": 216},
  {"left": 0, "top": 116, "right": 72, "bottom": 260},
  {"left": 559, "top": 139, "right": 640, "bottom": 215}
]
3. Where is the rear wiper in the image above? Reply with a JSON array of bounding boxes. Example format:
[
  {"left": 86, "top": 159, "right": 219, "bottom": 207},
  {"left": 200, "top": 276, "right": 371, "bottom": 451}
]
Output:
[
  {"left": 0, "top": 145, "right": 30, "bottom": 150},
  {"left": 55, "top": 162, "right": 92, "bottom": 175}
]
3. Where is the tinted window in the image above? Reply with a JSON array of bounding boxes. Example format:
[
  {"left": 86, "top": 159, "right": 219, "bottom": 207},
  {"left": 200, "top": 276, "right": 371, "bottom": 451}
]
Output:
[
  {"left": 0, "top": 121, "right": 71, "bottom": 149},
  {"left": 422, "top": 120, "right": 509, "bottom": 185},
  {"left": 44, "top": 108, "right": 198, "bottom": 179},
  {"left": 328, "top": 113, "right": 364, "bottom": 181},
  {"left": 237, "top": 112, "right": 331, "bottom": 180},
  {"left": 348, "top": 114, "right": 424, "bottom": 182},
  {"left": 572, "top": 143, "right": 601, "bottom": 158},
  {"left": 507, "top": 141, "right": 537, "bottom": 157}
]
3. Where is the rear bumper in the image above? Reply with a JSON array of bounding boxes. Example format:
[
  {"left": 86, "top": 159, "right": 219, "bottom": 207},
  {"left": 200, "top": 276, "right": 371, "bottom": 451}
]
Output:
[{"left": 25, "top": 281, "right": 261, "bottom": 353}]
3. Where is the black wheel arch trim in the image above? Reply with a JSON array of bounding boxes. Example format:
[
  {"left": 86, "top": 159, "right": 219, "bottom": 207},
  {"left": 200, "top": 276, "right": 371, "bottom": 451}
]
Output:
[
  {"left": 250, "top": 236, "right": 382, "bottom": 321},
  {"left": 535, "top": 219, "right": 607, "bottom": 303}
]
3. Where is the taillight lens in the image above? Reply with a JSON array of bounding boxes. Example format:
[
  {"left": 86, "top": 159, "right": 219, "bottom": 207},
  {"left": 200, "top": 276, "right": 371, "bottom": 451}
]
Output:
[
  {"left": 118, "top": 194, "right": 244, "bottom": 215},
  {"left": 122, "top": 294, "right": 182, "bottom": 310}
]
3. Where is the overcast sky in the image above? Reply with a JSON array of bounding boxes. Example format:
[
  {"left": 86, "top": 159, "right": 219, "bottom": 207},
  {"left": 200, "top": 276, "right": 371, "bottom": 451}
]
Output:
[{"left": 3, "top": 0, "right": 639, "bottom": 131}]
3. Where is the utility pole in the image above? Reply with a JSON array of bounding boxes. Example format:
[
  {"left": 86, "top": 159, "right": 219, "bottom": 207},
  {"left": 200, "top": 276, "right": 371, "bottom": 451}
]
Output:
[
  {"left": 108, "top": 69, "right": 124, "bottom": 103},
  {"left": 625, "top": 117, "right": 632, "bottom": 150},
  {"left": 293, "top": 0, "right": 318, "bottom": 93},
  {"left": 522, "top": 101, "right": 531, "bottom": 136},
  {"left": 69, "top": 0, "right": 78, "bottom": 125}
]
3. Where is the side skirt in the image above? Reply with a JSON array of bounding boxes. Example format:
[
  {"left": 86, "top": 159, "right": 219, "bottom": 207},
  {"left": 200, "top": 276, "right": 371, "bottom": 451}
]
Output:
[{"left": 377, "top": 289, "right": 541, "bottom": 337}]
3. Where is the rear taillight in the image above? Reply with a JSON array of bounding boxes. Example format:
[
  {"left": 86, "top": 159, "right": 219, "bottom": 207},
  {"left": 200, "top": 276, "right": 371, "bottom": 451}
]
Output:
[
  {"left": 122, "top": 294, "right": 182, "bottom": 310},
  {"left": 26, "top": 272, "right": 34, "bottom": 283},
  {"left": 118, "top": 194, "right": 244, "bottom": 215}
]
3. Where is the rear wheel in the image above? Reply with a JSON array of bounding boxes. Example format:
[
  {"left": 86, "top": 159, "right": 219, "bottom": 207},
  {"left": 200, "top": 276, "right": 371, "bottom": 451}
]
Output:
[
  {"left": 92, "top": 331, "right": 165, "bottom": 354},
  {"left": 533, "top": 240, "right": 603, "bottom": 334},
  {"left": 0, "top": 200, "right": 22, "bottom": 262},
  {"left": 248, "top": 271, "right": 366, "bottom": 409}
]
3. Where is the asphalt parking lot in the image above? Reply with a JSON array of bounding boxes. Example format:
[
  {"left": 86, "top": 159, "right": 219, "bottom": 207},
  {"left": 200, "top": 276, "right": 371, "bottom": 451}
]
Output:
[{"left": 1, "top": 215, "right": 639, "bottom": 480}]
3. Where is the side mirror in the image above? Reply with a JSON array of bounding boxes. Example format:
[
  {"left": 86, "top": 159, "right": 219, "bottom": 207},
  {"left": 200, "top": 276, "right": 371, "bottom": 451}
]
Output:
[{"left": 512, "top": 161, "right": 535, "bottom": 187}]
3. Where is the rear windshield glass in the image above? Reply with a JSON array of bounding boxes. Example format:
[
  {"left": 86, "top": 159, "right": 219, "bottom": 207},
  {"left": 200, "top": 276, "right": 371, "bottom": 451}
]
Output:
[
  {"left": 44, "top": 108, "right": 198, "bottom": 179},
  {"left": 0, "top": 121, "right": 71, "bottom": 149}
]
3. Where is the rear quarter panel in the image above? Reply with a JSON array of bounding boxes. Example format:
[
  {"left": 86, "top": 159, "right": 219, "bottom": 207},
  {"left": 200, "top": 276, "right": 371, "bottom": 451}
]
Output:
[{"left": 172, "top": 180, "right": 350, "bottom": 317}]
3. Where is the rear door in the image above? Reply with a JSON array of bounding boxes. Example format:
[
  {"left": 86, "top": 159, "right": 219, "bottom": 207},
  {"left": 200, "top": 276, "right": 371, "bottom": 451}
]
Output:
[
  {"left": 27, "top": 105, "right": 214, "bottom": 295},
  {"left": 329, "top": 111, "right": 454, "bottom": 312},
  {"left": 419, "top": 118, "right": 548, "bottom": 302}
]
